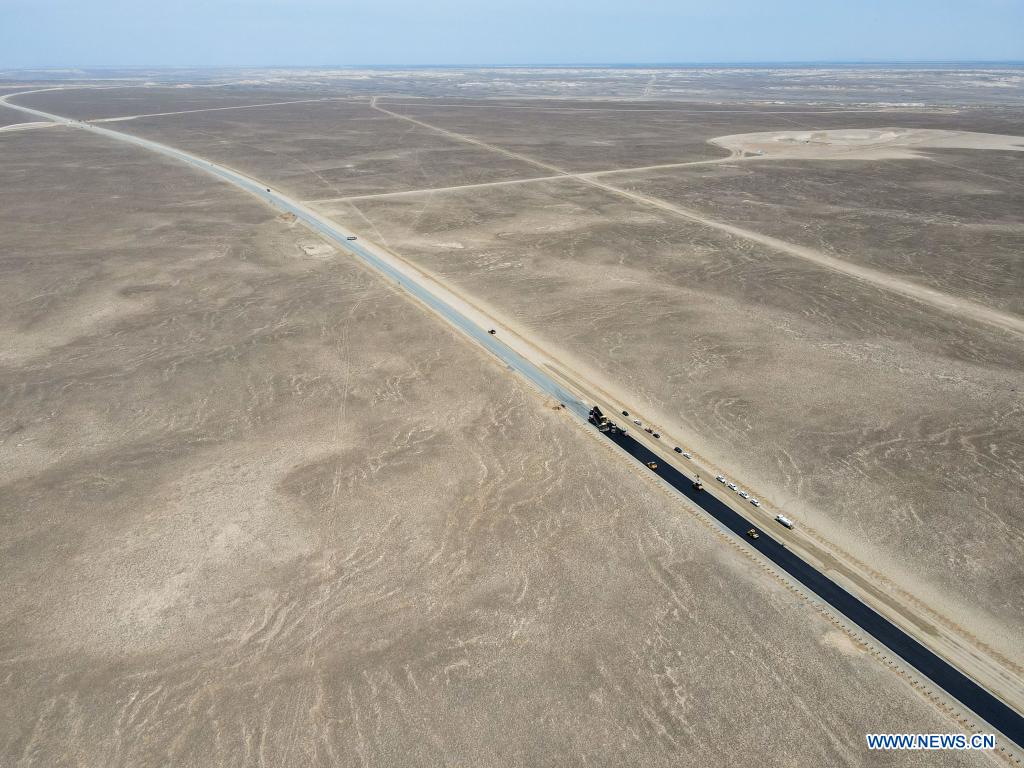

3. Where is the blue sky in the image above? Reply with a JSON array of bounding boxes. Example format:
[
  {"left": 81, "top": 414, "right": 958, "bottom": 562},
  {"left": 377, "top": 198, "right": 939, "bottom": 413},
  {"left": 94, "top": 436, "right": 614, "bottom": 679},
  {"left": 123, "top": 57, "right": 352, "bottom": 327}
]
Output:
[{"left": 2, "top": 0, "right": 1022, "bottom": 68}]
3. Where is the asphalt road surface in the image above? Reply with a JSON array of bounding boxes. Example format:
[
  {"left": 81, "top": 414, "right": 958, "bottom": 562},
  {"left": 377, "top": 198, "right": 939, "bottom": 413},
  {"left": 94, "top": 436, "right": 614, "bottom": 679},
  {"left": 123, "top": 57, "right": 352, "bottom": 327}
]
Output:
[
  {"left": 604, "top": 426, "right": 1024, "bottom": 748},
  {"left": 4, "top": 88, "right": 1022, "bottom": 750}
]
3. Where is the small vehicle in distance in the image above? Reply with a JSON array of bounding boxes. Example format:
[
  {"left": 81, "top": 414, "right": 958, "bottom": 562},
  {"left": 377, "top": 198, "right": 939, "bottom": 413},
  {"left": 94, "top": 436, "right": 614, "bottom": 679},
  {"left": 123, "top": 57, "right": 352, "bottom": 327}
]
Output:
[
  {"left": 727, "top": 482, "right": 738, "bottom": 491},
  {"left": 715, "top": 475, "right": 726, "bottom": 483},
  {"left": 750, "top": 499, "right": 760, "bottom": 507},
  {"left": 652, "top": 432, "right": 660, "bottom": 439},
  {"left": 692, "top": 476, "right": 703, "bottom": 491},
  {"left": 622, "top": 410, "right": 629, "bottom": 417},
  {"left": 739, "top": 491, "right": 749, "bottom": 499},
  {"left": 674, "top": 446, "right": 683, "bottom": 453},
  {"left": 346, "top": 235, "right": 357, "bottom": 241},
  {"left": 746, "top": 528, "right": 760, "bottom": 540},
  {"left": 633, "top": 419, "right": 642, "bottom": 426},
  {"left": 488, "top": 329, "right": 496, "bottom": 335},
  {"left": 645, "top": 427, "right": 653, "bottom": 434},
  {"left": 775, "top": 514, "right": 795, "bottom": 529},
  {"left": 646, "top": 461, "right": 658, "bottom": 470},
  {"left": 682, "top": 452, "right": 692, "bottom": 459}
]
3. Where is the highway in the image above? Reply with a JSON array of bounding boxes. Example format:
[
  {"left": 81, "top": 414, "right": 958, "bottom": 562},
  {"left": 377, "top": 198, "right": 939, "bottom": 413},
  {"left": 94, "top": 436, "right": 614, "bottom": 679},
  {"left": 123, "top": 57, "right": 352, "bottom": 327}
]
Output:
[
  {"left": 0, "top": 91, "right": 591, "bottom": 422},
  {"left": 604, "top": 426, "right": 1024, "bottom": 748},
  {"left": 3, "top": 89, "right": 1022, "bottom": 750}
]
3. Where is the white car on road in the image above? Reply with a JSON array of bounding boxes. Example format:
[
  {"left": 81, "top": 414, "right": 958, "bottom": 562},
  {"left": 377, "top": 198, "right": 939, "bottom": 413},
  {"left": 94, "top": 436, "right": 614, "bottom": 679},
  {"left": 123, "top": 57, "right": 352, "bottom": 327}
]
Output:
[
  {"left": 727, "top": 482, "right": 737, "bottom": 491},
  {"left": 715, "top": 475, "right": 726, "bottom": 483},
  {"left": 750, "top": 499, "right": 760, "bottom": 507},
  {"left": 739, "top": 491, "right": 749, "bottom": 499}
]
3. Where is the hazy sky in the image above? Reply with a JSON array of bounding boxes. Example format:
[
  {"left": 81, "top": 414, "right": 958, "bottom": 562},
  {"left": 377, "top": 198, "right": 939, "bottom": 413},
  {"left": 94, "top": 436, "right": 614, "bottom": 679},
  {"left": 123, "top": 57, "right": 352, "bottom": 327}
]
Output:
[{"left": 2, "top": 0, "right": 1023, "bottom": 68}]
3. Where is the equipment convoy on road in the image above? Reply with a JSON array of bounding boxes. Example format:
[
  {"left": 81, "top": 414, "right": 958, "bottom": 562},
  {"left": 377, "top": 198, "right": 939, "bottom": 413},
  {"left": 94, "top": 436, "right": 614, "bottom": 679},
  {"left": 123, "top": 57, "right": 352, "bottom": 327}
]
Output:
[
  {"left": 591, "top": 404, "right": 798, "bottom": 535},
  {"left": 594, "top": 407, "right": 795, "bottom": 530},
  {"left": 574, "top": 402, "right": 1019, "bottom": 742}
]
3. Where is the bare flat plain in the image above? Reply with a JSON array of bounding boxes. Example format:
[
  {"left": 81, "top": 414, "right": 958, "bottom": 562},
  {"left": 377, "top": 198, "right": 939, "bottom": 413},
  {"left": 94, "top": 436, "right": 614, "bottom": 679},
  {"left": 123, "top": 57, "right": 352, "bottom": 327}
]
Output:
[
  {"left": 0, "top": 104, "right": 33, "bottom": 127},
  {"left": 319, "top": 173, "right": 1024, "bottom": 659},
  {"left": 2, "top": 69, "right": 1023, "bottom": 764},
  {"left": 15, "top": 65, "right": 1017, "bottom": 104},
  {"left": 113, "top": 101, "right": 543, "bottom": 200},
  {"left": 11, "top": 85, "right": 360, "bottom": 121},
  {"left": 614, "top": 150, "right": 1024, "bottom": 314}
]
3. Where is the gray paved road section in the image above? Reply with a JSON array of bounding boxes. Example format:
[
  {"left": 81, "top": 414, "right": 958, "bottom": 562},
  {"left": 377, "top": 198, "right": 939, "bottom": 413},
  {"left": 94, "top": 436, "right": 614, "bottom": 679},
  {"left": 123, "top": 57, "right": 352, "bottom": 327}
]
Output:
[
  {"left": 0, "top": 93, "right": 589, "bottom": 420},
  {"left": 4, "top": 91, "right": 1022, "bottom": 750}
]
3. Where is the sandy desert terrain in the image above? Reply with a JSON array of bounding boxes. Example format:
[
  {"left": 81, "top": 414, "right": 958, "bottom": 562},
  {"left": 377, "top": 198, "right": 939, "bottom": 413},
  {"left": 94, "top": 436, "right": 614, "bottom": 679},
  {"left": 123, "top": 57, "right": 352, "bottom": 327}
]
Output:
[{"left": 2, "top": 68, "right": 1023, "bottom": 764}]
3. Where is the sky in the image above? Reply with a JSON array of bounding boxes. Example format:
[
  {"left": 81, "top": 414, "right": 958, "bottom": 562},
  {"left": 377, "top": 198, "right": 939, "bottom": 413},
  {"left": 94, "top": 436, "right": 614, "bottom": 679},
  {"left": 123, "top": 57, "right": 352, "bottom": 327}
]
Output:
[{"left": 2, "top": 0, "right": 1023, "bottom": 68}]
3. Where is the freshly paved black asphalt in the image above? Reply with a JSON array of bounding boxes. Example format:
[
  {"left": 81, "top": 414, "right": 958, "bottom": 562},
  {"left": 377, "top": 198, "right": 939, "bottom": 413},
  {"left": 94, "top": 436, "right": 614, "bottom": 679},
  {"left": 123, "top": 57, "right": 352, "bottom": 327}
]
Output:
[{"left": 605, "top": 428, "right": 1024, "bottom": 748}]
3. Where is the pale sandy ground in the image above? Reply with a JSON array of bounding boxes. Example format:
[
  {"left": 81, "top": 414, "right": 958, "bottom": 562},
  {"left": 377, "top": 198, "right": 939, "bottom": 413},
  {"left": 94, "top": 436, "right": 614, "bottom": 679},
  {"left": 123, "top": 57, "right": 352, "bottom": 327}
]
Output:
[
  {"left": 711, "top": 128, "right": 1024, "bottom": 160},
  {"left": 44, "top": 83, "right": 1022, "bottom": 681},
  {"left": 608, "top": 147, "right": 1024, "bottom": 317},
  {"left": 365, "top": 101, "right": 1024, "bottom": 173},
  {"left": 0, "top": 119, "right": 1002, "bottom": 766},
  {"left": 317, "top": 173, "right": 1024, "bottom": 674}
]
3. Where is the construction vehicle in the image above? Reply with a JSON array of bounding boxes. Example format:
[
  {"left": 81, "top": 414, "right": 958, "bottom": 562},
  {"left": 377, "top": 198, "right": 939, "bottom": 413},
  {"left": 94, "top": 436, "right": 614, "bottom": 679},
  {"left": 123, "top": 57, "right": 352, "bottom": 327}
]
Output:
[
  {"left": 746, "top": 528, "right": 760, "bottom": 540},
  {"left": 588, "top": 406, "right": 612, "bottom": 433},
  {"left": 692, "top": 475, "right": 704, "bottom": 492},
  {"left": 646, "top": 461, "right": 658, "bottom": 470}
]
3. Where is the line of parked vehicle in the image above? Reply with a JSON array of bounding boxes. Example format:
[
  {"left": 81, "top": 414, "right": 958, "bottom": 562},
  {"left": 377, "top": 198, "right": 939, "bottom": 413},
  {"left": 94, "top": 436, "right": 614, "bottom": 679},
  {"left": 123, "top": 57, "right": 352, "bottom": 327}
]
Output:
[
  {"left": 715, "top": 474, "right": 760, "bottom": 507},
  {"left": 618, "top": 409, "right": 796, "bottom": 534},
  {"left": 621, "top": 411, "right": 692, "bottom": 458},
  {"left": 712, "top": 473, "right": 796, "bottom": 534}
]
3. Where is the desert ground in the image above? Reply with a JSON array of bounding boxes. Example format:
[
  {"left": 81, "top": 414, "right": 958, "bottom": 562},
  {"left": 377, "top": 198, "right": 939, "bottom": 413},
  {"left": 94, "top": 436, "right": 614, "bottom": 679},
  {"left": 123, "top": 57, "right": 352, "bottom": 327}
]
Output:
[
  {"left": 12, "top": 65, "right": 1021, "bottom": 103},
  {"left": 2, "top": 68, "right": 1023, "bottom": 764},
  {"left": 0, "top": 105, "right": 33, "bottom": 127},
  {"left": 317, "top": 171, "right": 1024, "bottom": 653}
]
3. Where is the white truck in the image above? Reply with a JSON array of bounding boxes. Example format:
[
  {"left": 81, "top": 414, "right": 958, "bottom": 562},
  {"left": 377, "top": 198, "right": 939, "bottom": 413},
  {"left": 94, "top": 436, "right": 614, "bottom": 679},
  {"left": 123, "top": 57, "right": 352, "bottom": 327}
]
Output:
[{"left": 775, "top": 514, "right": 795, "bottom": 530}]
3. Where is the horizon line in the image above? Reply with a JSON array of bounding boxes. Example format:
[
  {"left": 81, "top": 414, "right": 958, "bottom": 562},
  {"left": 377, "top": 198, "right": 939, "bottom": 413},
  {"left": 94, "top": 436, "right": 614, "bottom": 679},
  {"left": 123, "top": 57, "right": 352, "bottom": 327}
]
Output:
[{"left": 4, "top": 59, "right": 1024, "bottom": 72}]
